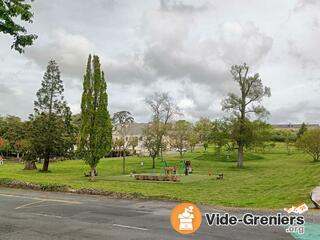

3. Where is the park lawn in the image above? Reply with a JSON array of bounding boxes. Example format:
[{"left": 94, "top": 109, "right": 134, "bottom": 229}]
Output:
[{"left": 0, "top": 144, "right": 319, "bottom": 209}]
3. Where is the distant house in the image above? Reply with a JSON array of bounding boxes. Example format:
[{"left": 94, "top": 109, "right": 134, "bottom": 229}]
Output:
[
  {"left": 112, "top": 123, "right": 149, "bottom": 155},
  {"left": 272, "top": 123, "right": 319, "bottom": 130},
  {"left": 112, "top": 122, "right": 174, "bottom": 156}
]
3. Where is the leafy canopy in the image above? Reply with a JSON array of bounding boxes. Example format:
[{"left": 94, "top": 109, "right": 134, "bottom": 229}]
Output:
[{"left": 0, "top": 0, "right": 37, "bottom": 52}]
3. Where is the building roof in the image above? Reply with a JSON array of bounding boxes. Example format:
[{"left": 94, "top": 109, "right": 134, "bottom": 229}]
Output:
[
  {"left": 272, "top": 124, "right": 319, "bottom": 129},
  {"left": 114, "top": 123, "right": 149, "bottom": 136}
]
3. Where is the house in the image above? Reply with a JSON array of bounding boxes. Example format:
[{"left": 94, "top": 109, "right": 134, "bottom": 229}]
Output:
[
  {"left": 112, "top": 123, "right": 149, "bottom": 155},
  {"left": 272, "top": 123, "right": 319, "bottom": 131},
  {"left": 112, "top": 122, "right": 174, "bottom": 156}
]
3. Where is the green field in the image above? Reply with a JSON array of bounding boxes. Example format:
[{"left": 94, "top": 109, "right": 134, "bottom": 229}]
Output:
[{"left": 0, "top": 144, "right": 319, "bottom": 209}]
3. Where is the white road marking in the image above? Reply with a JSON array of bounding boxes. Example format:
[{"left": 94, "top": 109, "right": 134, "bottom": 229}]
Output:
[
  {"left": 0, "top": 193, "right": 82, "bottom": 205},
  {"left": 32, "top": 213, "right": 63, "bottom": 219},
  {"left": 15, "top": 200, "right": 46, "bottom": 210},
  {"left": 112, "top": 224, "right": 149, "bottom": 231}
]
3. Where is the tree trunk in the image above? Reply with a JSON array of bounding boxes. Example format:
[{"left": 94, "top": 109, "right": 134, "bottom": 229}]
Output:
[
  {"left": 24, "top": 161, "right": 37, "bottom": 170},
  {"left": 42, "top": 156, "right": 50, "bottom": 172},
  {"left": 122, "top": 150, "right": 126, "bottom": 174},
  {"left": 152, "top": 155, "right": 155, "bottom": 169},
  {"left": 90, "top": 166, "right": 96, "bottom": 181},
  {"left": 238, "top": 143, "right": 244, "bottom": 168}
]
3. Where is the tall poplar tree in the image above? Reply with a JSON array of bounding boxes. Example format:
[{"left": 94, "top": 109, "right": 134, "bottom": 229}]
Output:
[{"left": 79, "top": 54, "right": 112, "bottom": 180}]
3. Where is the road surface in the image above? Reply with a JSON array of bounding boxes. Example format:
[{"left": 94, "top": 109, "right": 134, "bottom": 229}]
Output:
[{"left": 0, "top": 187, "right": 313, "bottom": 240}]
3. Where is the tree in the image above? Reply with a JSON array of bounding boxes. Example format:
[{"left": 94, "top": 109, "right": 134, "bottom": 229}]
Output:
[
  {"left": 32, "top": 60, "right": 69, "bottom": 172},
  {"left": 18, "top": 138, "right": 37, "bottom": 170},
  {"left": 0, "top": 137, "right": 4, "bottom": 148},
  {"left": 296, "top": 129, "right": 320, "bottom": 161},
  {"left": 0, "top": 0, "right": 37, "bottom": 53},
  {"left": 0, "top": 137, "right": 10, "bottom": 156},
  {"left": 113, "top": 138, "right": 124, "bottom": 157},
  {"left": 59, "top": 106, "right": 77, "bottom": 159},
  {"left": 112, "top": 111, "right": 134, "bottom": 174},
  {"left": 187, "top": 127, "right": 199, "bottom": 152},
  {"left": 143, "top": 124, "right": 158, "bottom": 168},
  {"left": 283, "top": 130, "right": 296, "bottom": 155},
  {"left": 248, "top": 120, "right": 273, "bottom": 153},
  {"left": 195, "top": 117, "right": 212, "bottom": 151},
  {"left": 209, "top": 119, "right": 230, "bottom": 155},
  {"left": 145, "top": 92, "right": 180, "bottom": 164},
  {"left": 128, "top": 137, "right": 138, "bottom": 153},
  {"left": 0, "top": 116, "right": 26, "bottom": 157},
  {"left": 170, "top": 120, "right": 191, "bottom": 157},
  {"left": 297, "top": 122, "right": 307, "bottom": 139},
  {"left": 222, "top": 63, "right": 271, "bottom": 168},
  {"left": 79, "top": 54, "right": 112, "bottom": 181}
]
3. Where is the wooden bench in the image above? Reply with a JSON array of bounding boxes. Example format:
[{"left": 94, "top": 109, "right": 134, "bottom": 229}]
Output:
[{"left": 134, "top": 175, "right": 180, "bottom": 182}]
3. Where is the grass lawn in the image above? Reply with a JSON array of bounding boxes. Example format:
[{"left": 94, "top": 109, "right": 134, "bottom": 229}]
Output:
[{"left": 0, "top": 143, "right": 319, "bottom": 209}]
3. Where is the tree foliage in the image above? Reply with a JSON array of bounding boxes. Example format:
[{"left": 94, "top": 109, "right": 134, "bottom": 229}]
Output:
[
  {"left": 187, "top": 127, "right": 199, "bottom": 152},
  {"left": 112, "top": 111, "right": 134, "bottom": 174},
  {"left": 297, "top": 122, "right": 307, "bottom": 139},
  {"left": 145, "top": 92, "right": 180, "bottom": 166},
  {"left": 169, "top": 120, "right": 191, "bottom": 157},
  {"left": 0, "top": 116, "right": 26, "bottom": 157},
  {"left": 209, "top": 119, "right": 230, "bottom": 154},
  {"left": 195, "top": 117, "right": 212, "bottom": 151},
  {"left": 0, "top": 0, "right": 37, "bottom": 53},
  {"left": 79, "top": 54, "right": 112, "bottom": 180},
  {"left": 143, "top": 124, "right": 158, "bottom": 168},
  {"left": 128, "top": 137, "right": 138, "bottom": 152},
  {"left": 32, "top": 60, "right": 73, "bottom": 171},
  {"left": 296, "top": 129, "right": 320, "bottom": 161}
]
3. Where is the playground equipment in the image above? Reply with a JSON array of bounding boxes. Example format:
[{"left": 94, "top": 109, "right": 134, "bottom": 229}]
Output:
[
  {"left": 216, "top": 173, "right": 224, "bottom": 180},
  {"left": 184, "top": 160, "right": 192, "bottom": 175},
  {"left": 161, "top": 160, "right": 193, "bottom": 176},
  {"left": 161, "top": 160, "right": 177, "bottom": 175}
]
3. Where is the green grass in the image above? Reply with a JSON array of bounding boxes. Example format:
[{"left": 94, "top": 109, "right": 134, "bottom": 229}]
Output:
[{"left": 0, "top": 143, "right": 319, "bottom": 209}]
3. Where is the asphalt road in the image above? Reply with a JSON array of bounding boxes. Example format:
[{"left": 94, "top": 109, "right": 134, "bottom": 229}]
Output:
[{"left": 0, "top": 187, "right": 312, "bottom": 240}]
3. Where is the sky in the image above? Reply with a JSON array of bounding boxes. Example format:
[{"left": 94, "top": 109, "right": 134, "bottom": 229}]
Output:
[{"left": 0, "top": 0, "right": 320, "bottom": 124}]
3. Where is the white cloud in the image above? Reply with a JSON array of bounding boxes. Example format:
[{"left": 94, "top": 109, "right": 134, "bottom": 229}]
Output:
[
  {"left": 0, "top": 0, "right": 319, "bottom": 124},
  {"left": 25, "top": 29, "right": 96, "bottom": 85}
]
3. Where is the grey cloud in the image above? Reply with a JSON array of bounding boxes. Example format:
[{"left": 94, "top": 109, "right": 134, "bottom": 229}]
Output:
[
  {"left": 106, "top": 57, "right": 156, "bottom": 85},
  {"left": 0, "top": 84, "right": 33, "bottom": 118},
  {"left": 294, "top": 0, "right": 318, "bottom": 11},
  {"left": 160, "top": 0, "right": 209, "bottom": 13},
  {"left": 217, "top": 22, "right": 273, "bottom": 66},
  {"left": 144, "top": 45, "right": 229, "bottom": 91},
  {"left": 141, "top": 20, "right": 272, "bottom": 93},
  {"left": 0, "top": 84, "right": 13, "bottom": 94},
  {"left": 287, "top": 40, "right": 318, "bottom": 69},
  {"left": 25, "top": 30, "right": 95, "bottom": 87},
  {"left": 1, "top": 0, "right": 319, "bottom": 124},
  {"left": 270, "top": 101, "right": 320, "bottom": 123}
]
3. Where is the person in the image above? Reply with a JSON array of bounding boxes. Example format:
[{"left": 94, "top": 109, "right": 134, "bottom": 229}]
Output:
[{"left": 0, "top": 155, "right": 3, "bottom": 165}]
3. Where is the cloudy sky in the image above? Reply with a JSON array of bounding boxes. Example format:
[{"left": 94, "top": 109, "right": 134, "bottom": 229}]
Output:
[{"left": 1, "top": 0, "right": 319, "bottom": 123}]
